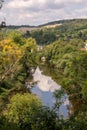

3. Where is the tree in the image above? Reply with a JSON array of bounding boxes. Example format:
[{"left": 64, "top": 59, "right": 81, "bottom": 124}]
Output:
[
  {"left": 0, "top": 38, "right": 22, "bottom": 85},
  {"left": 9, "top": 31, "right": 26, "bottom": 45},
  {"left": 3, "top": 93, "right": 42, "bottom": 129},
  {"left": 53, "top": 89, "right": 65, "bottom": 119},
  {"left": 0, "top": 0, "right": 4, "bottom": 9},
  {"left": 0, "top": 0, "right": 5, "bottom": 29},
  {"left": 21, "top": 38, "right": 37, "bottom": 78},
  {"left": 33, "top": 106, "right": 57, "bottom": 130}
]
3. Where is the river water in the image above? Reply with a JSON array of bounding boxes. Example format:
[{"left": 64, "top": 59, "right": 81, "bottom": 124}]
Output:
[{"left": 27, "top": 66, "right": 71, "bottom": 118}]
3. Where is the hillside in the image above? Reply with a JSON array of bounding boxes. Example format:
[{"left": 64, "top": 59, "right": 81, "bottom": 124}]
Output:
[
  {"left": 27, "top": 19, "right": 87, "bottom": 45},
  {"left": 0, "top": 18, "right": 87, "bottom": 130},
  {"left": 7, "top": 18, "right": 87, "bottom": 30},
  {"left": 7, "top": 19, "right": 87, "bottom": 45}
]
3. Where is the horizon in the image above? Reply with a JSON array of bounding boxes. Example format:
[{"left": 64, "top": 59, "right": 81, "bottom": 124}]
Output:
[{"left": 6, "top": 18, "right": 87, "bottom": 26}]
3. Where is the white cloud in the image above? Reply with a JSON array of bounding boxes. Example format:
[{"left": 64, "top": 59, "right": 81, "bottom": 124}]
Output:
[
  {"left": 0, "top": 0, "right": 87, "bottom": 25},
  {"left": 7, "top": 0, "right": 33, "bottom": 8},
  {"left": 7, "top": 0, "right": 85, "bottom": 10},
  {"left": 33, "top": 67, "right": 61, "bottom": 92}
]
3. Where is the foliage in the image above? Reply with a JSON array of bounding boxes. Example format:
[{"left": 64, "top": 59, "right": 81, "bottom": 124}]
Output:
[
  {"left": 3, "top": 93, "right": 42, "bottom": 129},
  {"left": 20, "top": 37, "right": 38, "bottom": 79},
  {"left": 8, "top": 31, "right": 26, "bottom": 45},
  {"left": 0, "top": 18, "right": 87, "bottom": 129},
  {"left": 53, "top": 89, "right": 65, "bottom": 112},
  {"left": 0, "top": 38, "right": 22, "bottom": 84},
  {"left": 31, "top": 28, "right": 57, "bottom": 45},
  {"left": 33, "top": 106, "right": 57, "bottom": 130}
]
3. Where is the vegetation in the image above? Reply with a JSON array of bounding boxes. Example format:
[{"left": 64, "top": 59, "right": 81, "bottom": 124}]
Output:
[
  {"left": 0, "top": 18, "right": 87, "bottom": 129},
  {"left": 2, "top": 93, "right": 42, "bottom": 130}
]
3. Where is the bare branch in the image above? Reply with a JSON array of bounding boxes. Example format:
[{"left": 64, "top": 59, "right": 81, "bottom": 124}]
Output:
[{"left": 0, "top": 0, "right": 4, "bottom": 9}]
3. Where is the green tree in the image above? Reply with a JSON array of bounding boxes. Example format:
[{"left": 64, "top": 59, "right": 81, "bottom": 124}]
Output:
[
  {"left": 3, "top": 93, "right": 42, "bottom": 129},
  {"left": 9, "top": 31, "right": 26, "bottom": 45},
  {"left": 33, "top": 106, "right": 57, "bottom": 130},
  {"left": 21, "top": 38, "right": 37, "bottom": 79}
]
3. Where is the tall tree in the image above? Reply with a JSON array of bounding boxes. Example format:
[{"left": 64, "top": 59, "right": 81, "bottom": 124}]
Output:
[
  {"left": 0, "top": 38, "right": 23, "bottom": 85},
  {"left": 0, "top": 0, "right": 4, "bottom": 9}
]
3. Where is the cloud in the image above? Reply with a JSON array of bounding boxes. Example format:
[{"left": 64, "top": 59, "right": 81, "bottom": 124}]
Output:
[
  {"left": 33, "top": 67, "right": 61, "bottom": 92},
  {"left": 6, "top": 0, "right": 87, "bottom": 9},
  {"left": 7, "top": 0, "right": 86, "bottom": 10},
  {"left": 7, "top": 0, "right": 33, "bottom": 8},
  {"left": 0, "top": 0, "right": 87, "bottom": 25},
  {"left": 6, "top": 0, "right": 65, "bottom": 10}
]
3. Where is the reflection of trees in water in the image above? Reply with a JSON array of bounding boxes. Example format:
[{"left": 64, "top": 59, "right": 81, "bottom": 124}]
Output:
[
  {"left": 39, "top": 65, "right": 74, "bottom": 114},
  {"left": 40, "top": 64, "right": 84, "bottom": 114},
  {"left": 39, "top": 64, "right": 62, "bottom": 85}
]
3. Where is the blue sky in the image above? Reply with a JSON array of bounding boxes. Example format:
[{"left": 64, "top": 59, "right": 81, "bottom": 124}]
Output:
[{"left": 0, "top": 0, "right": 87, "bottom": 25}]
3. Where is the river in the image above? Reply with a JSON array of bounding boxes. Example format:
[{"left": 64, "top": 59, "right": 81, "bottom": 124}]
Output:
[{"left": 27, "top": 66, "right": 71, "bottom": 118}]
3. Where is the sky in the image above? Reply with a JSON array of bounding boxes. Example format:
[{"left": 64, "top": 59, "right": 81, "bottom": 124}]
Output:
[{"left": 0, "top": 0, "right": 87, "bottom": 25}]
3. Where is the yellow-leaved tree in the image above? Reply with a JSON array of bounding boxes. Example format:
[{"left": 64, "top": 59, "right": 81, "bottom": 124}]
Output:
[{"left": 0, "top": 38, "right": 23, "bottom": 84}]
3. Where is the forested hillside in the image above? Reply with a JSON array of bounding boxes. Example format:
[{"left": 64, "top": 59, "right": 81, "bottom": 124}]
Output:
[{"left": 0, "top": 18, "right": 87, "bottom": 130}]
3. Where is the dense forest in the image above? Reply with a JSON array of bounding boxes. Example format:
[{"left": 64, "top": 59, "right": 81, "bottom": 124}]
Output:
[{"left": 0, "top": 2, "right": 87, "bottom": 129}]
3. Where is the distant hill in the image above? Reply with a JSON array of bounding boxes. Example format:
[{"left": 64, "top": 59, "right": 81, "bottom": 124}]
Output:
[
  {"left": 7, "top": 18, "right": 87, "bottom": 32},
  {"left": 39, "top": 18, "right": 87, "bottom": 26},
  {"left": 7, "top": 25, "right": 36, "bottom": 29},
  {"left": 29, "top": 18, "right": 87, "bottom": 45}
]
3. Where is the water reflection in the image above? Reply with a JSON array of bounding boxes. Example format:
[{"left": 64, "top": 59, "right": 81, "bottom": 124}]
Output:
[
  {"left": 30, "top": 67, "right": 71, "bottom": 117},
  {"left": 33, "top": 67, "right": 61, "bottom": 92}
]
